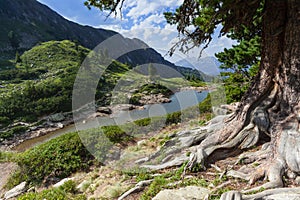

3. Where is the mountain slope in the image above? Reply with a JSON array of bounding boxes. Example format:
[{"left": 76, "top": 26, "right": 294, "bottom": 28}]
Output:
[
  {"left": 0, "top": 0, "right": 206, "bottom": 81},
  {"left": 0, "top": 0, "right": 116, "bottom": 53}
]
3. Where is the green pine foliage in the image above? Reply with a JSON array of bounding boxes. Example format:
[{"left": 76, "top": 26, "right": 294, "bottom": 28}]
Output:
[{"left": 216, "top": 35, "right": 261, "bottom": 103}]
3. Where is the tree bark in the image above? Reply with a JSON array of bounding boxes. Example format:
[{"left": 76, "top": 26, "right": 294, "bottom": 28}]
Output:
[
  {"left": 183, "top": 0, "right": 300, "bottom": 189},
  {"left": 138, "top": 0, "right": 299, "bottom": 198}
]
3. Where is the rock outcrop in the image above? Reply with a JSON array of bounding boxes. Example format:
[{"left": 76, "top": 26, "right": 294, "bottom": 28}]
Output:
[
  {"left": 4, "top": 181, "right": 27, "bottom": 199},
  {"left": 153, "top": 186, "right": 210, "bottom": 200}
]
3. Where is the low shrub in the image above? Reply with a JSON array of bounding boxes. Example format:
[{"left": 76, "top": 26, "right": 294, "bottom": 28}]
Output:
[
  {"left": 0, "top": 125, "right": 28, "bottom": 140},
  {"left": 18, "top": 180, "right": 86, "bottom": 200},
  {"left": 134, "top": 118, "right": 151, "bottom": 126},
  {"left": 140, "top": 176, "right": 168, "bottom": 200},
  {"left": 166, "top": 111, "right": 181, "bottom": 125},
  {"left": 7, "top": 132, "right": 94, "bottom": 187},
  {"left": 0, "top": 116, "right": 11, "bottom": 128},
  {"left": 102, "top": 125, "right": 134, "bottom": 143}
]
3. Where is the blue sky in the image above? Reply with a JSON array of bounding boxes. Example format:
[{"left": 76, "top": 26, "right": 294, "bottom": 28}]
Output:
[{"left": 37, "top": 0, "right": 236, "bottom": 61}]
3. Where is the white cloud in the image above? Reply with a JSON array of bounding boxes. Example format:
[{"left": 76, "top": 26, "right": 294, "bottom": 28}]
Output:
[
  {"left": 69, "top": 0, "right": 236, "bottom": 61},
  {"left": 114, "top": 2, "right": 237, "bottom": 61},
  {"left": 38, "top": 0, "right": 237, "bottom": 64}
]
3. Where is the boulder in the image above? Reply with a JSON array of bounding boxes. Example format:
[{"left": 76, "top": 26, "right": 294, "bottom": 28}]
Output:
[
  {"left": 97, "top": 107, "right": 112, "bottom": 114},
  {"left": 263, "top": 194, "right": 300, "bottom": 200},
  {"left": 57, "top": 123, "right": 64, "bottom": 128},
  {"left": 49, "top": 113, "right": 65, "bottom": 122},
  {"left": 53, "top": 177, "right": 75, "bottom": 188},
  {"left": 153, "top": 186, "right": 210, "bottom": 200},
  {"left": 4, "top": 181, "right": 27, "bottom": 199}
]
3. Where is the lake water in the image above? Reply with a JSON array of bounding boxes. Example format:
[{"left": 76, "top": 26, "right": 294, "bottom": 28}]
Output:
[{"left": 14, "top": 90, "right": 208, "bottom": 151}]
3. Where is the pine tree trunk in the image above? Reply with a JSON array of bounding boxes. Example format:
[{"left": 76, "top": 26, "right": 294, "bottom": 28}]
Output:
[
  {"left": 233, "top": 0, "right": 300, "bottom": 188},
  {"left": 126, "top": 1, "right": 300, "bottom": 199},
  {"left": 185, "top": 0, "right": 300, "bottom": 190},
  {"left": 141, "top": 0, "right": 299, "bottom": 195}
]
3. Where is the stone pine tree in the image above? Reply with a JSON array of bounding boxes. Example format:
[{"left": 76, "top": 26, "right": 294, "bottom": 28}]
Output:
[
  {"left": 216, "top": 29, "right": 261, "bottom": 103},
  {"left": 85, "top": 0, "right": 300, "bottom": 197}
]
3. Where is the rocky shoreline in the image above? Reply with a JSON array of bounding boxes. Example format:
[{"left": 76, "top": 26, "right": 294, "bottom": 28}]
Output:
[{"left": 0, "top": 86, "right": 208, "bottom": 152}]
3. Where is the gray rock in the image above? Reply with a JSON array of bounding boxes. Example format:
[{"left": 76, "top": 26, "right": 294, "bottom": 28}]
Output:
[
  {"left": 53, "top": 177, "right": 74, "bottom": 188},
  {"left": 76, "top": 180, "right": 91, "bottom": 192},
  {"left": 153, "top": 186, "right": 210, "bottom": 200},
  {"left": 129, "top": 89, "right": 139, "bottom": 93},
  {"left": 137, "top": 140, "right": 146, "bottom": 146},
  {"left": 262, "top": 194, "right": 300, "bottom": 200},
  {"left": 57, "top": 123, "right": 64, "bottom": 128},
  {"left": 4, "top": 181, "right": 27, "bottom": 199},
  {"left": 286, "top": 170, "right": 297, "bottom": 179},
  {"left": 97, "top": 107, "right": 112, "bottom": 114},
  {"left": 49, "top": 113, "right": 65, "bottom": 122}
]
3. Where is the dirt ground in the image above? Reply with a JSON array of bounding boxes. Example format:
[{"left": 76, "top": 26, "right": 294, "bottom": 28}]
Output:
[{"left": 0, "top": 162, "right": 17, "bottom": 196}]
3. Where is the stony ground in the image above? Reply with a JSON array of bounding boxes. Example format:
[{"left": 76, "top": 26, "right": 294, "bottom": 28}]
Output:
[
  {"left": 0, "top": 162, "right": 17, "bottom": 196},
  {"left": 3, "top": 110, "right": 300, "bottom": 199}
]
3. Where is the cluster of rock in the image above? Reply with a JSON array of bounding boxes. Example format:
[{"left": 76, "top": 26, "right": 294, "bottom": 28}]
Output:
[
  {"left": 138, "top": 93, "right": 171, "bottom": 105},
  {"left": 0, "top": 113, "right": 73, "bottom": 150},
  {"left": 180, "top": 86, "right": 208, "bottom": 92}
]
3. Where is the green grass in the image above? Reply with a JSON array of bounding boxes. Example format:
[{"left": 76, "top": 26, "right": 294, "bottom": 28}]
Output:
[
  {"left": 0, "top": 151, "right": 16, "bottom": 163},
  {"left": 18, "top": 180, "right": 87, "bottom": 200},
  {"left": 0, "top": 40, "right": 132, "bottom": 139},
  {"left": 140, "top": 176, "right": 169, "bottom": 200}
]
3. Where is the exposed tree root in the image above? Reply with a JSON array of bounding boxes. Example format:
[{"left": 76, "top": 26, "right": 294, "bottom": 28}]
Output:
[
  {"left": 135, "top": 83, "right": 300, "bottom": 199},
  {"left": 220, "top": 187, "right": 300, "bottom": 200},
  {"left": 133, "top": 1, "right": 300, "bottom": 198},
  {"left": 118, "top": 179, "right": 153, "bottom": 200}
]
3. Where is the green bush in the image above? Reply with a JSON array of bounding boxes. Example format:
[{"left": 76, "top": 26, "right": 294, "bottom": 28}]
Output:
[
  {"left": 21, "top": 115, "right": 38, "bottom": 123},
  {"left": 134, "top": 118, "right": 151, "bottom": 126},
  {"left": 0, "top": 151, "right": 15, "bottom": 162},
  {"left": 18, "top": 181, "right": 87, "bottom": 200},
  {"left": 129, "top": 93, "right": 142, "bottom": 105},
  {"left": 59, "top": 180, "right": 77, "bottom": 194},
  {"left": 166, "top": 111, "right": 181, "bottom": 125},
  {"left": 198, "top": 94, "right": 212, "bottom": 113},
  {"left": 102, "top": 125, "right": 133, "bottom": 143},
  {"left": 8, "top": 132, "right": 94, "bottom": 187},
  {"left": 0, "top": 125, "right": 28, "bottom": 140},
  {"left": 138, "top": 83, "right": 172, "bottom": 95},
  {"left": 0, "top": 116, "right": 11, "bottom": 128}
]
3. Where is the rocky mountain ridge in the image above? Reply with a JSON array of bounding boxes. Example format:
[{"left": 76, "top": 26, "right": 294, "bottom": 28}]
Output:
[{"left": 0, "top": 0, "right": 206, "bottom": 81}]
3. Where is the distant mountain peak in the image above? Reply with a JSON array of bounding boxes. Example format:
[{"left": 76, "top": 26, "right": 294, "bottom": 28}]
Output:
[{"left": 175, "top": 56, "right": 221, "bottom": 76}]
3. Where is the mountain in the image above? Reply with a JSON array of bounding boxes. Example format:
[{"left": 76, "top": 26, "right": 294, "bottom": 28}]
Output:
[
  {"left": 175, "top": 56, "right": 222, "bottom": 76},
  {"left": 0, "top": 0, "right": 206, "bottom": 81},
  {"left": 0, "top": 0, "right": 116, "bottom": 53}
]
